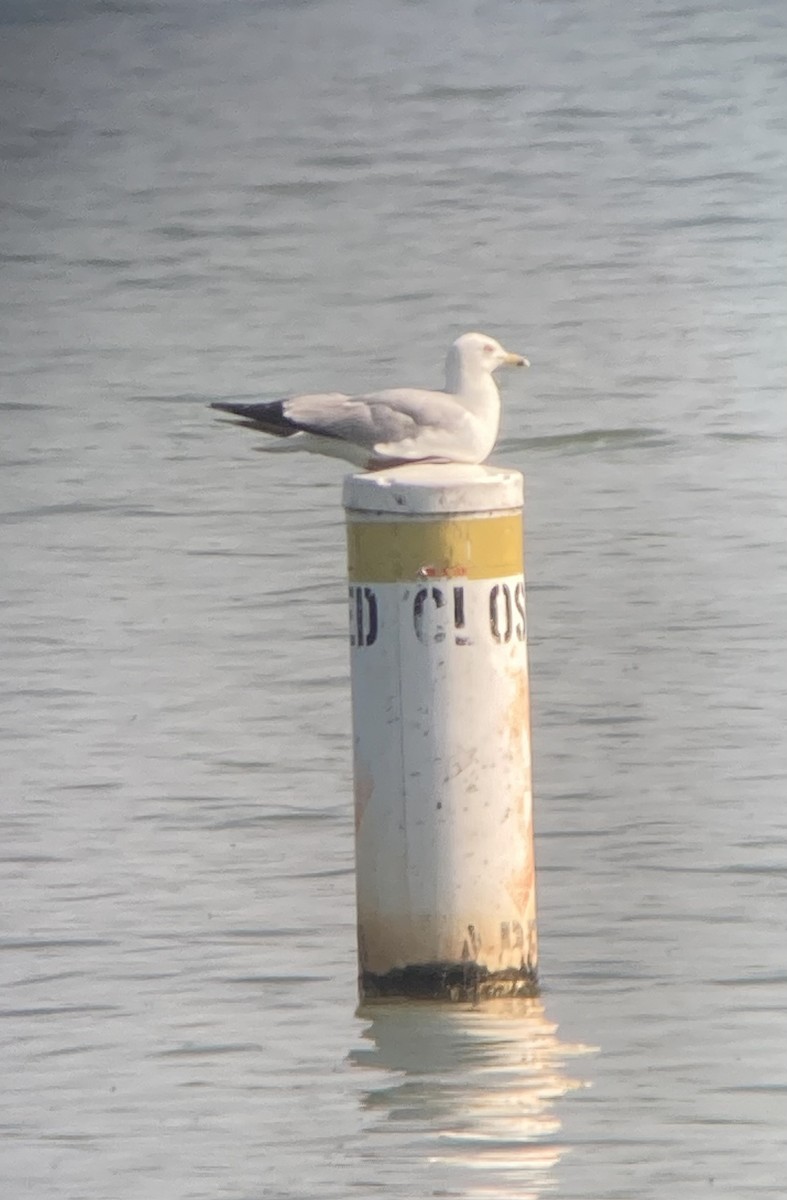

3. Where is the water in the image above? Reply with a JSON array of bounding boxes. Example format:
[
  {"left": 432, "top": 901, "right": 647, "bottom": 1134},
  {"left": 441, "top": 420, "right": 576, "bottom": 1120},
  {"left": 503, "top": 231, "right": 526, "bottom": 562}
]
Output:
[{"left": 2, "top": 0, "right": 787, "bottom": 1195}]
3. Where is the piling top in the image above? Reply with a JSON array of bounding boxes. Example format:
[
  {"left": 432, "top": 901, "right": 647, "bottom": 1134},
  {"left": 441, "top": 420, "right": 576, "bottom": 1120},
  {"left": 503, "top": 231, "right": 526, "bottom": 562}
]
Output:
[{"left": 343, "top": 464, "right": 523, "bottom": 517}]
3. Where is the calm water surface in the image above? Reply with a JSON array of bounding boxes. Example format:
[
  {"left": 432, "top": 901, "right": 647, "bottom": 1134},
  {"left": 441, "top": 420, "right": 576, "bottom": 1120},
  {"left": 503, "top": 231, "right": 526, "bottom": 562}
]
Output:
[{"left": 2, "top": 1, "right": 787, "bottom": 1196}]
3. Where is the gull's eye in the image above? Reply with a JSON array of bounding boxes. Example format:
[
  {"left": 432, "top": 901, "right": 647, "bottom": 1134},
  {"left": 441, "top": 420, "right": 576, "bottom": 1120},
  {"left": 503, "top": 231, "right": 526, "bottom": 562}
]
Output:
[{"left": 483, "top": 343, "right": 495, "bottom": 353}]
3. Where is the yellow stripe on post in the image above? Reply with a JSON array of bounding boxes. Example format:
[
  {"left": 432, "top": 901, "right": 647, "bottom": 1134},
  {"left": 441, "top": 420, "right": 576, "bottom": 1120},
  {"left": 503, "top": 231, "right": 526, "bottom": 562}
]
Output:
[{"left": 346, "top": 513, "right": 523, "bottom": 583}]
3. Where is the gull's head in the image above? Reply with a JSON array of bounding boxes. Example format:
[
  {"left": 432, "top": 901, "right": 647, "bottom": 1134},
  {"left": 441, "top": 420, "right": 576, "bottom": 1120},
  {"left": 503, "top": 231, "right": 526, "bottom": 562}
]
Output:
[{"left": 450, "top": 331, "right": 530, "bottom": 377}]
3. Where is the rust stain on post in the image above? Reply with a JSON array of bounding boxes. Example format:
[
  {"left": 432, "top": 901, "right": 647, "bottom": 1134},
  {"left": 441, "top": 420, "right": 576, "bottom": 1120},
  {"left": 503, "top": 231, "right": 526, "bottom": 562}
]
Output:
[{"left": 353, "top": 763, "right": 374, "bottom": 834}]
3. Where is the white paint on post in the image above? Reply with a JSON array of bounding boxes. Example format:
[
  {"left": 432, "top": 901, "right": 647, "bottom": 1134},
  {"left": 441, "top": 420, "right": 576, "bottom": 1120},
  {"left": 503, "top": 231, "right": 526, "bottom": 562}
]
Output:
[{"left": 343, "top": 464, "right": 537, "bottom": 1000}]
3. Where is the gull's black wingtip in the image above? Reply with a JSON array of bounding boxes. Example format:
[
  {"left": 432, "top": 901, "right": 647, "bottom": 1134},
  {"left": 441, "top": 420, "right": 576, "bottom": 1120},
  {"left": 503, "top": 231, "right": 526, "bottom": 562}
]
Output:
[
  {"left": 209, "top": 398, "right": 297, "bottom": 437},
  {"left": 211, "top": 401, "right": 248, "bottom": 416}
]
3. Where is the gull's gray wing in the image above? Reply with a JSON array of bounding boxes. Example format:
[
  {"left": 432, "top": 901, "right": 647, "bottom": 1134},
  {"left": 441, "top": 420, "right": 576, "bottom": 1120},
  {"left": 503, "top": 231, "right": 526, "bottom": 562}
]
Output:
[
  {"left": 211, "top": 388, "right": 474, "bottom": 463},
  {"left": 284, "top": 388, "right": 467, "bottom": 454}
]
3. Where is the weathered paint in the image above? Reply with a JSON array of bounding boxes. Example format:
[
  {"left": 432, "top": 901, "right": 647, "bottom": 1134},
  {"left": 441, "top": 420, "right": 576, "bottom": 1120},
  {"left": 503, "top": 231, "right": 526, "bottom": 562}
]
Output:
[{"left": 343, "top": 465, "right": 537, "bottom": 1001}]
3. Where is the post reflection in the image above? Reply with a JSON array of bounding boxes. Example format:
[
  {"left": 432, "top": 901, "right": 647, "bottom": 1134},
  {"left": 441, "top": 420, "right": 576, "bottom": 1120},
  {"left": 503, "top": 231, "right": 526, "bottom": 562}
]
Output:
[{"left": 349, "top": 998, "right": 596, "bottom": 1198}]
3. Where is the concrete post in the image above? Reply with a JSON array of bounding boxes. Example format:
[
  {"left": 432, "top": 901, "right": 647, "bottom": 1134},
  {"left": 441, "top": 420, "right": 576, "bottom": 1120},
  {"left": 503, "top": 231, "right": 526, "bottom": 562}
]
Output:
[{"left": 343, "top": 463, "right": 537, "bottom": 1001}]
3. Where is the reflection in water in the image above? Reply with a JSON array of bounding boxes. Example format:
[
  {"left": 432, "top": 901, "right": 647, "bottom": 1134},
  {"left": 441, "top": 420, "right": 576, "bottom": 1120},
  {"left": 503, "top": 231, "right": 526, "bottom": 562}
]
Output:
[{"left": 350, "top": 999, "right": 597, "bottom": 1198}]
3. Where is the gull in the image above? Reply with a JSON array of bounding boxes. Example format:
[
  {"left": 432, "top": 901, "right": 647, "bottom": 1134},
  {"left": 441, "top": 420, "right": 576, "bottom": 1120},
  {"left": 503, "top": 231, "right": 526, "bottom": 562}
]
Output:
[{"left": 210, "top": 331, "right": 529, "bottom": 470}]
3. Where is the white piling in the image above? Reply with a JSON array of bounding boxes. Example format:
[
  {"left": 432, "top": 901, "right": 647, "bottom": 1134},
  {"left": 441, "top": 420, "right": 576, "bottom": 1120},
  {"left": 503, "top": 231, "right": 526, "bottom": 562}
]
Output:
[{"left": 343, "top": 464, "right": 537, "bottom": 1001}]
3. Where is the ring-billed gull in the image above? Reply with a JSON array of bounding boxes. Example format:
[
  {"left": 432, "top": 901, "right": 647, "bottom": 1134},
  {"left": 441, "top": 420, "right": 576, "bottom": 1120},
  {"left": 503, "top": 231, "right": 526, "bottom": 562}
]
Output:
[{"left": 210, "top": 331, "right": 528, "bottom": 469}]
